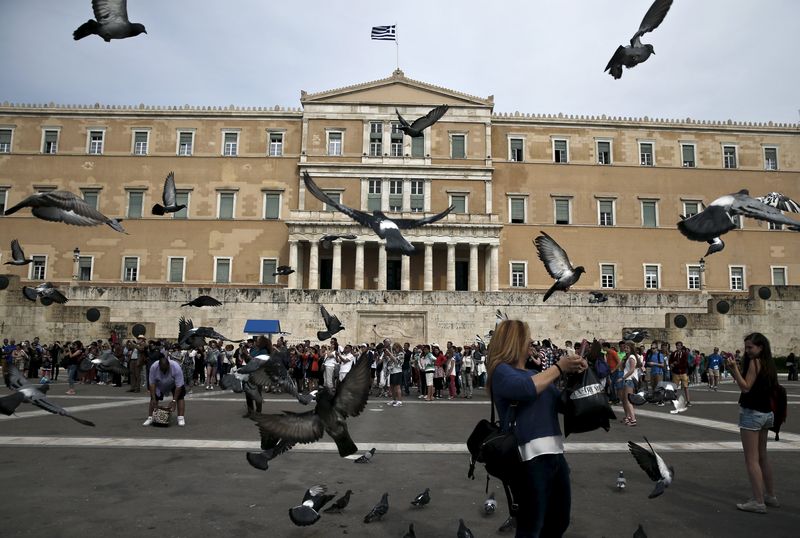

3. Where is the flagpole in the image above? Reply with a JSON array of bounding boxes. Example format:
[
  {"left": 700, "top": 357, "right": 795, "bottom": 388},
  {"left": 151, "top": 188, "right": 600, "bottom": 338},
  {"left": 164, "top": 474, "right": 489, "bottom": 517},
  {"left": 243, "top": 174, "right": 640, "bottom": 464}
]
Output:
[{"left": 395, "top": 22, "right": 399, "bottom": 70}]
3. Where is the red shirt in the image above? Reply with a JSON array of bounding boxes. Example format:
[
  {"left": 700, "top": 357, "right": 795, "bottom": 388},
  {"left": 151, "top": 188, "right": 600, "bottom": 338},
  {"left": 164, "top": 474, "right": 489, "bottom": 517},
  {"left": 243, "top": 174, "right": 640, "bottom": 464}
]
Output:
[
  {"left": 670, "top": 349, "right": 689, "bottom": 374},
  {"left": 605, "top": 349, "right": 619, "bottom": 371}
]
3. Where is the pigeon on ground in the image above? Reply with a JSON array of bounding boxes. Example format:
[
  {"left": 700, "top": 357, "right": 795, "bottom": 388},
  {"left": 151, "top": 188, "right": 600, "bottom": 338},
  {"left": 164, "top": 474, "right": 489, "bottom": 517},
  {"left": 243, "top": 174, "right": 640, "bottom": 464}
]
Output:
[
  {"left": 304, "top": 171, "right": 453, "bottom": 255},
  {"left": 317, "top": 305, "right": 345, "bottom": 341},
  {"left": 457, "top": 519, "right": 475, "bottom": 538},
  {"left": 628, "top": 391, "right": 647, "bottom": 406},
  {"left": 288, "top": 484, "right": 335, "bottom": 526},
  {"left": 22, "top": 283, "right": 69, "bottom": 304},
  {"left": 254, "top": 354, "right": 371, "bottom": 457},
  {"left": 395, "top": 105, "right": 449, "bottom": 138},
  {"left": 73, "top": 0, "right": 147, "bottom": 42},
  {"left": 354, "top": 447, "right": 375, "bottom": 463},
  {"left": 91, "top": 350, "right": 128, "bottom": 375},
  {"left": 1, "top": 365, "right": 95, "bottom": 426},
  {"left": 757, "top": 192, "right": 800, "bottom": 213},
  {"left": 410, "top": 488, "right": 430, "bottom": 507},
  {"left": 180, "top": 295, "right": 222, "bottom": 308},
  {"left": 5, "top": 191, "right": 126, "bottom": 232},
  {"left": 178, "top": 317, "right": 240, "bottom": 348},
  {"left": 245, "top": 434, "right": 294, "bottom": 471},
  {"left": 678, "top": 190, "right": 800, "bottom": 243},
  {"left": 623, "top": 329, "right": 648, "bottom": 343},
  {"left": 498, "top": 515, "right": 516, "bottom": 532},
  {"left": 628, "top": 437, "right": 674, "bottom": 498},
  {"left": 605, "top": 0, "right": 673, "bottom": 79},
  {"left": 617, "top": 470, "right": 627, "bottom": 490},
  {"left": 323, "top": 490, "right": 352, "bottom": 513},
  {"left": 589, "top": 291, "right": 608, "bottom": 304},
  {"left": 273, "top": 265, "right": 295, "bottom": 276},
  {"left": 670, "top": 393, "right": 688, "bottom": 414},
  {"left": 533, "top": 232, "right": 585, "bottom": 302},
  {"left": 634, "top": 523, "right": 648, "bottom": 538},
  {"left": 403, "top": 523, "right": 417, "bottom": 538},
  {"left": 5, "top": 240, "right": 32, "bottom": 266},
  {"left": 363, "top": 492, "right": 389, "bottom": 523},
  {"left": 484, "top": 492, "right": 497, "bottom": 514},
  {"left": 238, "top": 352, "right": 315, "bottom": 405},
  {"left": 152, "top": 172, "right": 186, "bottom": 215}
]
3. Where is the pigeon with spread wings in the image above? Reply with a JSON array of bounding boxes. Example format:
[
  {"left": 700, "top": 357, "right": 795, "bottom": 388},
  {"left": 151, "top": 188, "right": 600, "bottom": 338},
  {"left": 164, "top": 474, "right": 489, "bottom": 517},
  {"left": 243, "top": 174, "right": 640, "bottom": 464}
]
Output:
[
  {"left": 628, "top": 437, "right": 674, "bottom": 498},
  {"left": 178, "top": 317, "right": 240, "bottom": 349},
  {"left": 73, "top": 0, "right": 147, "bottom": 41},
  {"left": 605, "top": 0, "right": 673, "bottom": 79},
  {"left": 318, "top": 305, "right": 345, "bottom": 341},
  {"left": 1, "top": 365, "right": 95, "bottom": 426},
  {"left": 152, "top": 172, "right": 186, "bottom": 215},
  {"left": 757, "top": 191, "right": 800, "bottom": 213},
  {"left": 4, "top": 190, "right": 126, "bottom": 233},
  {"left": 91, "top": 350, "right": 128, "bottom": 376},
  {"left": 22, "top": 283, "right": 69, "bottom": 304},
  {"left": 236, "top": 351, "right": 314, "bottom": 405},
  {"left": 289, "top": 484, "right": 336, "bottom": 526},
  {"left": 180, "top": 295, "right": 222, "bottom": 308},
  {"left": 395, "top": 105, "right": 449, "bottom": 138},
  {"left": 5, "top": 240, "right": 32, "bottom": 266},
  {"left": 533, "top": 232, "right": 585, "bottom": 302},
  {"left": 303, "top": 171, "right": 453, "bottom": 255}
]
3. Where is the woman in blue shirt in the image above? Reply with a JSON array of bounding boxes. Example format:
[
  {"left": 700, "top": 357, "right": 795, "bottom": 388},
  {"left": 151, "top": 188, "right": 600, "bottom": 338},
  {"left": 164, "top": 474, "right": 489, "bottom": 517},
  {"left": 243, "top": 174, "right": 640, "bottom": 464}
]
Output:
[{"left": 487, "top": 320, "right": 587, "bottom": 538}]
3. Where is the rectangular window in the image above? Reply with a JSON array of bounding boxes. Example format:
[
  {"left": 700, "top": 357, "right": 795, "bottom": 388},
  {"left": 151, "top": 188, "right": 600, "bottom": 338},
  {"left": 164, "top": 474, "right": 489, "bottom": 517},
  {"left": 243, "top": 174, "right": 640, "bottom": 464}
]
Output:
[
  {"left": 390, "top": 123, "right": 403, "bottom": 156},
  {"left": 123, "top": 257, "right": 139, "bottom": 282},
  {"left": 639, "top": 142, "right": 654, "bottom": 166},
  {"left": 411, "top": 135, "right": 424, "bottom": 158},
  {"left": 644, "top": 265, "right": 660, "bottom": 289},
  {"left": 509, "top": 138, "right": 524, "bottom": 162},
  {"left": 328, "top": 131, "right": 342, "bottom": 156},
  {"left": 598, "top": 199, "right": 614, "bottom": 226},
  {"left": 223, "top": 132, "right": 238, "bottom": 156},
  {"left": 218, "top": 192, "right": 235, "bottom": 219},
  {"left": 268, "top": 132, "right": 284, "bottom": 156},
  {"left": 554, "top": 198, "right": 570, "bottom": 225},
  {"left": 768, "top": 220, "right": 783, "bottom": 231},
  {"left": 168, "top": 257, "right": 185, "bottom": 283},
  {"left": 730, "top": 266, "right": 744, "bottom": 290},
  {"left": 88, "top": 130, "right": 104, "bottom": 155},
  {"left": 324, "top": 191, "right": 340, "bottom": 212},
  {"left": 174, "top": 191, "right": 189, "bottom": 219},
  {"left": 687, "top": 265, "right": 701, "bottom": 290},
  {"left": 772, "top": 267, "right": 786, "bottom": 286},
  {"left": 723, "top": 145, "right": 737, "bottom": 169},
  {"left": 764, "top": 147, "right": 778, "bottom": 170},
  {"left": 600, "top": 264, "right": 615, "bottom": 289},
  {"left": 681, "top": 144, "right": 695, "bottom": 167},
  {"left": 43, "top": 130, "right": 59, "bottom": 154},
  {"left": 389, "top": 180, "right": 403, "bottom": 211},
  {"left": 133, "top": 131, "right": 149, "bottom": 155},
  {"left": 683, "top": 201, "right": 701, "bottom": 218},
  {"left": 215, "top": 258, "right": 231, "bottom": 284},
  {"left": 511, "top": 262, "right": 526, "bottom": 288},
  {"left": 451, "top": 134, "right": 466, "bottom": 159},
  {"left": 81, "top": 189, "right": 99, "bottom": 210},
  {"left": 509, "top": 197, "right": 526, "bottom": 224},
  {"left": 0, "top": 129, "right": 11, "bottom": 153},
  {"left": 127, "top": 190, "right": 144, "bottom": 218},
  {"left": 450, "top": 194, "right": 466, "bottom": 214},
  {"left": 31, "top": 256, "right": 47, "bottom": 280},
  {"left": 78, "top": 256, "right": 93, "bottom": 281},
  {"left": 264, "top": 192, "right": 280, "bottom": 219},
  {"left": 597, "top": 140, "right": 611, "bottom": 165},
  {"left": 641, "top": 200, "right": 658, "bottom": 227},
  {"left": 410, "top": 180, "right": 424, "bottom": 212},
  {"left": 0, "top": 189, "right": 6, "bottom": 215},
  {"left": 261, "top": 259, "right": 277, "bottom": 285},
  {"left": 553, "top": 139, "right": 568, "bottom": 163},
  {"left": 369, "top": 122, "right": 383, "bottom": 157},
  {"left": 367, "top": 180, "right": 382, "bottom": 211},
  {"left": 178, "top": 131, "right": 194, "bottom": 156}
]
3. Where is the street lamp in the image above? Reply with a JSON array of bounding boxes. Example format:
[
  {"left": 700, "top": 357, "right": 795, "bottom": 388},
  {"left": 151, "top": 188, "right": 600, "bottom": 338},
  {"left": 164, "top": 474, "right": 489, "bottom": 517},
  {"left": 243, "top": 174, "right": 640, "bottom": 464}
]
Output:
[
  {"left": 72, "top": 247, "right": 81, "bottom": 280},
  {"left": 699, "top": 258, "right": 706, "bottom": 291},
  {"left": 73, "top": 247, "right": 81, "bottom": 261}
]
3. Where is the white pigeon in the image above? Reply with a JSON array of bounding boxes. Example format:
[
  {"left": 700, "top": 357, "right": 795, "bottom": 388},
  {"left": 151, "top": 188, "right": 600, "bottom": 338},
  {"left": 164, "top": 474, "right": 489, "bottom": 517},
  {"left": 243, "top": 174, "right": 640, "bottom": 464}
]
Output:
[
  {"left": 669, "top": 393, "right": 688, "bottom": 414},
  {"left": 628, "top": 437, "right": 674, "bottom": 498}
]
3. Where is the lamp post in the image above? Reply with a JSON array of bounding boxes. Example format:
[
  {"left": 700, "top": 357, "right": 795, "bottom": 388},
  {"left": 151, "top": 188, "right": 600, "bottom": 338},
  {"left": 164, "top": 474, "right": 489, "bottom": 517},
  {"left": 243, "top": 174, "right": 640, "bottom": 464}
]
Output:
[
  {"left": 699, "top": 258, "right": 706, "bottom": 291},
  {"left": 72, "top": 247, "right": 81, "bottom": 281}
]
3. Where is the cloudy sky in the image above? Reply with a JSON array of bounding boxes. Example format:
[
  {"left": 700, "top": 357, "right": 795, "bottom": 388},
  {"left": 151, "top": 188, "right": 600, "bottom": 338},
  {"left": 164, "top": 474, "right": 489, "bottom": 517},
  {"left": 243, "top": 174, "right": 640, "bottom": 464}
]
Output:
[{"left": 2, "top": 0, "right": 799, "bottom": 123}]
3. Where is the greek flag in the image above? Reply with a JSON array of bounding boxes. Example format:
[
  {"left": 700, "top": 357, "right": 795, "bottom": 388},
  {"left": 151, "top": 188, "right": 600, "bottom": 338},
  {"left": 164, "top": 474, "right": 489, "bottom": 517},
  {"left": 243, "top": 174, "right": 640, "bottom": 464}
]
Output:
[{"left": 371, "top": 25, "right": 396, "bottom": 41}]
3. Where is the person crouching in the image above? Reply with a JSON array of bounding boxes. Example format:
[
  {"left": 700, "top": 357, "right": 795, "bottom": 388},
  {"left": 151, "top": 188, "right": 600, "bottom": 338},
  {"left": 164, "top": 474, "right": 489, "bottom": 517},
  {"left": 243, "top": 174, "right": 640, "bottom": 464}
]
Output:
[{"left": 143, "top": 355, "right": 187, "bottom": 427}]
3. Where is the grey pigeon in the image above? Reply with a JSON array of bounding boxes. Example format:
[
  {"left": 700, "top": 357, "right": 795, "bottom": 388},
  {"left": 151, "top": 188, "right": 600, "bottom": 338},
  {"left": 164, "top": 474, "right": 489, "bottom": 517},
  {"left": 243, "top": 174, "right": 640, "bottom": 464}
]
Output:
[
  {"left": 245, "top": 434, "right": 294, "bottom": 471},
  {"left": 410, "top": 488, "right": 430, "bottom": 507},
  {"left": 0, "top": 392, "right": 26, "bottom": 415},
  {"left": 5, "top": 240, "right": 32, "bottom": 265},
  {"left": 678, "top": 189, "right": 800, "bottom": 243},
  {"left": 273, "top": 265, "right": 295, "bottom": 276},
  {"left": 318, "top": 305, "right": 344, "bottom": 341},
  {"left": 239, "top": 352, "right": 315, "bottom": 405},
  {"left": 3, "top": 365, "right": 95, "bottom": 426},
  {"left": 533, "top": 232, "right": 585, "bottom": 302},
  {"left": 395, "top": 105, "right": 449, "bottom": 138},
  {"left": 499, "top": 515, "right": 516, "bottom": 532},
  {"left": 403, "top": 523, "right": 417, "bottom": 538},
  {"left": 177, "top": 317, "right": 240, "bottom": 348},
  {"left": 617, "top": 470, "right": 627, "bottom": 491},
  {"left": 4, "top": 190, "right": 126, "bottom": 233},
  {"left": 605, "top": 0, "right": 673, "bottom": 79},
  {"left": 91, "top": 350, "right": 127, "bottom": 375},
  {"left": 304, "top": 171, "right": 453, "bottom": 255},
  {"left": 623, "top": 329, "right": 648, "bottom": 343},
  {"left": 483, "top": 492, "right": 497, "bottom": 514},
  {"left": 354, "top": 447, "right": 375, "bottom": 463},
  {"left": 457, "top": 519, "right": 475, "bottom": 538},
  {"left": 702, "top": 237, "right": 725, "bottom": 260},
  {"left": 288, "top": 484, "right": 335, "bottom": 527},
  {"left": 634, "top": 524, "right": 648, "bottom": 538},
  {"left": 628, "top": 437, "right": 674, "bottom": 498},
  {"left": 73, "top": 0, "right": 147, "bottom": 41},
  {"left": 363, "top": 492, "right": 389, "bottom": 523},
  {"left": 180, "top": 295, "right": 222, "bottom": 308},
  {"left": 320, "top": 233, "right": 357, "bottom": 249},
  {"left": 322, "top": 490, "right": 352, "bottom": 513},
  {"left": 22, "top": 283, "right": 68, "bottom": 304},
  {"left": 219, "top": 372, "right": 262, "bottom": 403},
  {"left": 254, "top": 354, "right": 371, "bottom": 457},
  {"left": 589, "top": 291, "right": 608, "bottom": 304},
  {"left": 628, "top": 391, "right": 647, "bottom": 406},
  {"left": 757, "top": 192, "right": 800, "bottom": 213},
  {"left": 152, "top": 172, "right": 186, "bottom": 215}
]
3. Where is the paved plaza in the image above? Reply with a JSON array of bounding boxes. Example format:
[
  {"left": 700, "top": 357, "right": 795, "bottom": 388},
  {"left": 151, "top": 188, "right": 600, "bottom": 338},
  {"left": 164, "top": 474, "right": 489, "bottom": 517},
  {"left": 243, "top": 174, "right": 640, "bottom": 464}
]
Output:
[{"left": 2, "top": 378, "right": 799, "bottom": 538}]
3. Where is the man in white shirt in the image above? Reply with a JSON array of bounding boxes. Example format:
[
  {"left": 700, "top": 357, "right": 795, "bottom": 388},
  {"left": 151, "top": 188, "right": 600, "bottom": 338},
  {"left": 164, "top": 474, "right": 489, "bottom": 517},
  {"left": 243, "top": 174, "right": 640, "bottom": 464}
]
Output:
[{"left": 337, "top": 344, "right": 356, "bottom": 382}]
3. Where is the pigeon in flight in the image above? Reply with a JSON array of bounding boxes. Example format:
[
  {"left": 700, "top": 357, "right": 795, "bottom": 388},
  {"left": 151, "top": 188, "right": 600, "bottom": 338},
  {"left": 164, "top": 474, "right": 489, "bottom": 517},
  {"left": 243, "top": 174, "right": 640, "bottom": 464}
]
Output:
[
  {"left": 403, "top": 523, "right": 417, "bottom": 538},
  {"left": 253, "top": 354, "right": 371, "bottom": 457},
  {"left": 288, "top": 484, "right": 336, "bottom": 526},
  {"left": 457, "top": 519, "right": 475, "bottom": 538},
  {"left": 496, "top": 309, "right": 508, "bottom": 323},
  {"left": 605, "top": 0, "right": 673, "bottom": 79},
  {"left": 245, "top": 434, "right": 295, "bottom": 471},
  {"left": 320, "top": 233, "right": 357, "bottom": 249},
  {"left": 178, "top": 317, "right": 240, "bottom": 348},
  {"left": 628, "top": 437, "right": 674, "bottom": 498},
  {"left": 396, "top": 105, "right": 449, "bottom": 138},
  {"left": 219, "top": 371, "right": 263, "bottom": 403},
  {"left": 180, "top": 295, "right": 222, "bottom": 308},
  {"left": 273, "top": 265, "right": 295, "bottom": 276},
  {"left": 589, "top": 291, "right": 608, "bottom": 304},
  {"left": 678, "top": 190, "right": 800, "bottom": 243},
  {"left": 363, "top": 492, "right": 389, "bottom": 523},
  {"left": 483, "top": 492, "right": 497, "bottom": 514},
  {"left": 701, "top": 237, "right": 725, "bottom": 260},
  {"left": 22, "top": 283, "right": 69, "bottom": 304},
  {"left": 323, "top": 490, "right": 353, "bottom": 514},
  {"left": 4, "top": 190, "right": 126, "bottom": 233},
  {"left": 238, "top": 351, "right": 315, "bottom": 405},
  {"left": 533, "top": 232, "right": 586, "bottom": 302},
  {"left": 757, "top": 192, "right": 800, "bottom": 213},
  {"left": 73, "top": 0, "right": 147, "bottom": 41},
  {"left": 91, "top": 350, "right": 128, "bottom": 375},
  {"left": 304, "top": 171, "right": 453, "bottom": 255},
  {"left": 5, "top": 240, "right": 32, "bottom": 266},
  {"left": 318, "top": 305, "right": 345, "bottom": 341},
  {"left": 410, "top": 488, "right": 430, "bottom": 508},
  {"left": 152, "top": 172, "right": 186, "bottom": 215},
  {"left": 623, "top": 329, "right": 648, "bottom": 343},
  {"left": 1, "top": 365, "right": 95, "bottom": 426},
  {"left": 354, "top": 447, "right": 375, "bottom": 463},
  {"left": 669, "top": 393, "right": 688, "bottom": 414}
]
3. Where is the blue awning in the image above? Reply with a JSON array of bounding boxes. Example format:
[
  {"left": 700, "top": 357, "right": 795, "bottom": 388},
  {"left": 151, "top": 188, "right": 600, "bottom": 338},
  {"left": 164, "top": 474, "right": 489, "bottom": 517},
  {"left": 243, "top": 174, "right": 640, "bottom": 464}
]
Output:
[{"left": 243, "top": 319, "right": 282, "bottom": 334}]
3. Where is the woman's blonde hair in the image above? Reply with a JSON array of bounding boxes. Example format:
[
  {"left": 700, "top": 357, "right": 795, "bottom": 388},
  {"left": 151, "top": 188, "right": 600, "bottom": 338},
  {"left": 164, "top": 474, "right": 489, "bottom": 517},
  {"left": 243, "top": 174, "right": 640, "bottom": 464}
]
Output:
[{"left": 486, "top": 320, "right": 531, "bottom": 396}]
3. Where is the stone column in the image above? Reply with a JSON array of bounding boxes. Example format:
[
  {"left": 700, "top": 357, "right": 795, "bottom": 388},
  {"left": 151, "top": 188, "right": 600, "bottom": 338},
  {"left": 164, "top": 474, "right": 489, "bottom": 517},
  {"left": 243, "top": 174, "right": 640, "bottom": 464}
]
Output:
[
  {"left": 446, "top": 243, "right": 456, "bottom": 291},
  {"left": 469, "top": 243, "right": 479, "bottom": 291},
  {"left": 377, "top": 244, "right": 387, "bottom": 290},
  {"left": 288, "top": 240, "right": 299, "bottom": 289},
  {"left": 354, "top": 241, "right": 365, "bottom": 290},
  {"left": 309, "top": 240, "right": 319, "bottom": 290},
  {"left": 484, "top": 245, "right": 491, "bottom": 292},
  {"left": 401, "top": 252, "right": 410, "bottom": 291},
  {"left": 490, "top": 244, "right": 500, "bottom": 292},
  {"left": 332, "top": 241, "right": 342, "bottom": 290},
  {"left": 424, "top": 242, "right": 433, "bottom": 291}
]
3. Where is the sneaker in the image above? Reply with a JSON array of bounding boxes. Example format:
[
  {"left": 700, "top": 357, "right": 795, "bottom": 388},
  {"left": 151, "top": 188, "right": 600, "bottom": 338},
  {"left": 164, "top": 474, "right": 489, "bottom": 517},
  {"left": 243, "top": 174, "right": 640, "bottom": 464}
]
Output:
[
  {"left": 387, "top": 401, "right": 396, "bottom": 406},
  {"left": 393, "top": 401, "right": 403, "bottom": 406},
  {"left": 736, "top": 500, "right": 766, "bottom": 513},
  {"left": 764, "top": 495, "right": 780, "bottom": 507},
  {"left": 177, "top": 416, "right": 186, "bottom": 427},
  {"left": 142, "top": 417, "right": 153, "bottom": 426}
]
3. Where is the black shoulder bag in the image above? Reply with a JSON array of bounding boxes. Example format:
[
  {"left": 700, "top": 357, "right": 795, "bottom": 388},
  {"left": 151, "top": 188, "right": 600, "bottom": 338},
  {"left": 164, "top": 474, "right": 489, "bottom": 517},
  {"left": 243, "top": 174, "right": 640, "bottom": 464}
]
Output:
[{"left": 467, "top": 399, "right": 521, "bottom": 485}]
